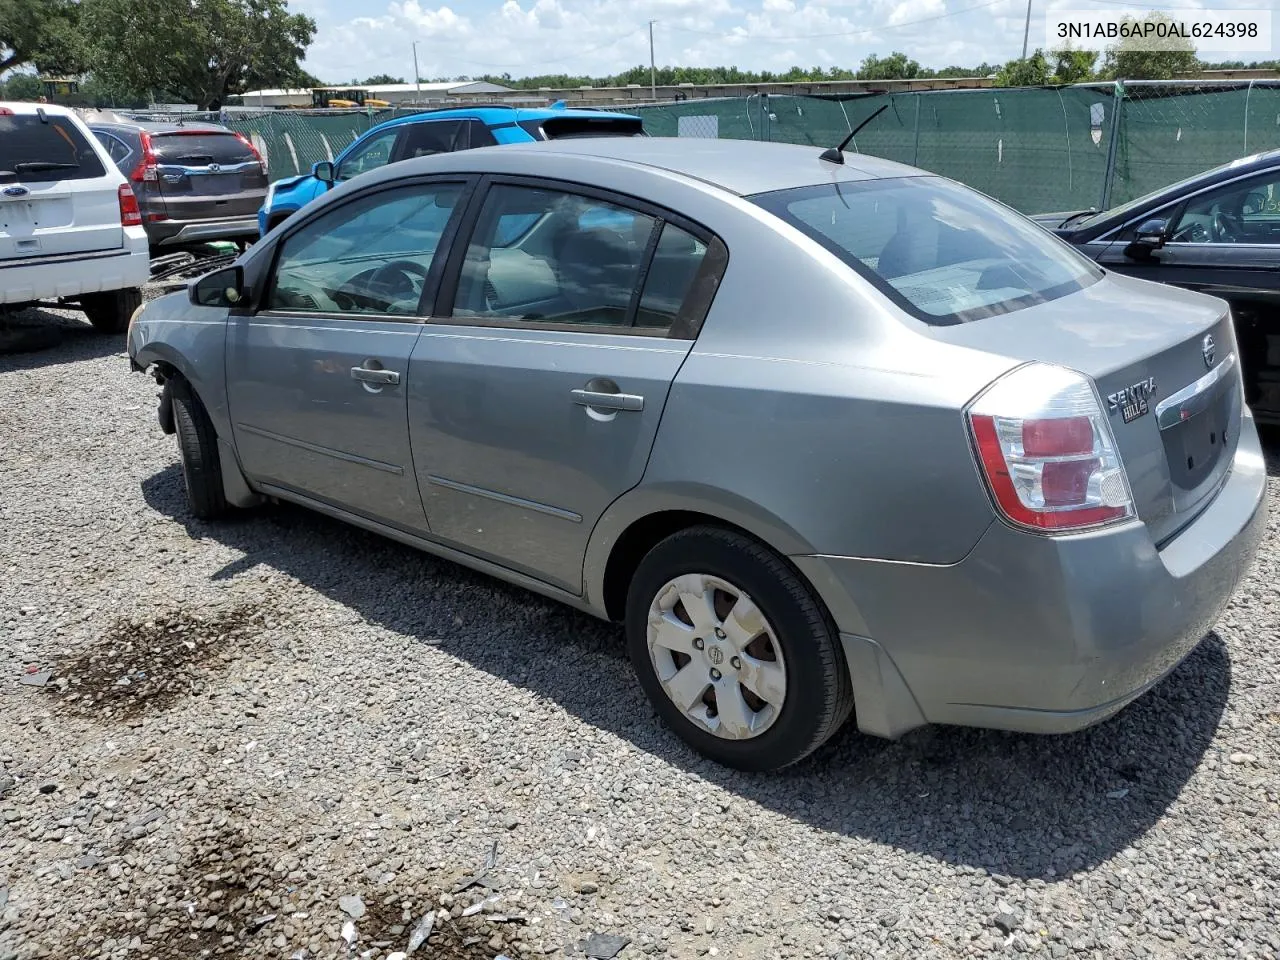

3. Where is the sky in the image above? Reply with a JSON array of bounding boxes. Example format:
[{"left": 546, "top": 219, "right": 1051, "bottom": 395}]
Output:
[{"left": 294, "top": 0, "right": 1278, "bottom": 83}]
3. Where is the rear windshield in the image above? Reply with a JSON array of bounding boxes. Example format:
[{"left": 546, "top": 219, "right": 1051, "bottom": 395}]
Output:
[
  {"left": 0, "top": 113, "right": 107, "bottom": 183},
  {"left": 518, "top": 117, "right": 645, "bottom": 140},
  {"left": 752, "top": 177, "right": 1102, "bottom": 326},
  {"left": 151, "top": 132, "right": 255, "bottom": 165}
]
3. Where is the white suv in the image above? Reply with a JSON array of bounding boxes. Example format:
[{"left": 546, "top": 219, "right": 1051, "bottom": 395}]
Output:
[{"left": 1, "top": 101, "right": 150, "bottom": 332}]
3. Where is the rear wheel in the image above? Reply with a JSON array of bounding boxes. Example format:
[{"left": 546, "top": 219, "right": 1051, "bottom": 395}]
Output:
[
  {"left": 169, "top": 378, "right": 229, "bottom": 520},
  {"left": 625, "top": 526, "right": 853, "bottom": 771},
  {"left": 82, "top": 287, "right": 142, "bottom": 334}
]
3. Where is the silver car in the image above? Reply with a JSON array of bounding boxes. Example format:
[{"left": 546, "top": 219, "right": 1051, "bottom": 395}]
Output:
[{"left": 127, "top": 138, "right": 1267, "bottom": 772}]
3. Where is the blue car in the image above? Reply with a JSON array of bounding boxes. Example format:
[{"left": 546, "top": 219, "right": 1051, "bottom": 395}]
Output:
[{"left": 257, "top": 104, "right": 645, "bottom": 236}]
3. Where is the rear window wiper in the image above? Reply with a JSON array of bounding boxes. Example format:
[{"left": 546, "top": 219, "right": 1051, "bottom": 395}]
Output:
[{"left": 14, "top": 161, "right": 80, "bottom": 172}]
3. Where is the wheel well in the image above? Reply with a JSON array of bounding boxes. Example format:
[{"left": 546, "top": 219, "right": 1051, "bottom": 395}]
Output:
[{"left": 601, "top": 510, "right": 776, "bottom": 621}]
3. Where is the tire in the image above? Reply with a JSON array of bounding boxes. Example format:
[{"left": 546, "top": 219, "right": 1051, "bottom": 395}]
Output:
[
  {"left": 169, "top": 378, "right": 229, "bottom": 521},
  {"left": 82, "top": 287, "right": 143, "bottom": 334},
  {"left": 625, "top": 525, "right": 854, "bottom": 772}
]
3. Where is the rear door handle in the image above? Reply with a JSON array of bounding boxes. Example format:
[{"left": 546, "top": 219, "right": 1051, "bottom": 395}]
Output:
[
  {"left": 571, "top": 388, "right": 644, "bottom": 412},
  {"left": 351, "top": 366, "right": 400, "bottom": 385}
]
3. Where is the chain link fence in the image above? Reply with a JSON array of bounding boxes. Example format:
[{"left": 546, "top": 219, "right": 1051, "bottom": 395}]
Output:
[{"left": 115, "top": 81, "right": 1280, "bottom": 215}]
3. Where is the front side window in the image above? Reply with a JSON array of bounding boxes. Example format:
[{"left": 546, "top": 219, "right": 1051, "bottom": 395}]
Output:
[
  {"left": 1169, "top": 171, "right": 1280, "bottom": 245},
  {"left": 267, "top": 183, "right": 463, "bottom": 316},
  {"left": 752, "top": 177, "right": 1102, "bottom": 326},
  {"left": 0, "top": 113, "right": 107, "bottom": 183},
  {"left": 452, "top": 184, "right": 660, "bottom": 328},
  {"left": 337, "top": 129, "right": 400, "bottom": 181}
]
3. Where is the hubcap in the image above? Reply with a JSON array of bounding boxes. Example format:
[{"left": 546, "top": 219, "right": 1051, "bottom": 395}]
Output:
[{"left": 645, "top": 573, "right": 788, "bottom": 741}]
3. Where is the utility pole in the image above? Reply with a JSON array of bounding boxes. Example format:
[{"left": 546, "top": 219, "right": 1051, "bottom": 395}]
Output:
[
  {"left": 1020, "top": 0, "right": 1032, "bottom": 60},
  {"left": 648, "top": 20, "right": 657, "bottom": 100},
  {"left": 413, "top": 41, "right": 422, "bottom": 102}
]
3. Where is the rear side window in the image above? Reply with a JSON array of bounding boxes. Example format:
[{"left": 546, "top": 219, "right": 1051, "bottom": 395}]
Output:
[
  {"left": 150, "top": 133, "right": 255, "bottom": 165},
  {"left": 518, "top": 117, "right": 645, "bottom": 140},
  {"left": 752, "top": 178, "right": 1102, "bottom": 326},
  {"left": 0, "top": 114, "right": 107, "bottom": 183},
  {"left": 401, "top": 120, "right": 467, "bottom": 158}
]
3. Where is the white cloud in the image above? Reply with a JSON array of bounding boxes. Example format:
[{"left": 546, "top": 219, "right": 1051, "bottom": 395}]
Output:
[{"left": 297, "top": 0, "right": 1277, "bottom": 82}]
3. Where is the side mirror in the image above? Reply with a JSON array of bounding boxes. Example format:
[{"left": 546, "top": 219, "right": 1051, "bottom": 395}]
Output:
[
  {"left": 190, "top": 265, "right": 246, "bottom": 308},
  {"left": 312, "top": 160, "right": 336, "bottom": 185},
  {"left": 1124, "top": 218, "right": 1169, "bottom": 260}
]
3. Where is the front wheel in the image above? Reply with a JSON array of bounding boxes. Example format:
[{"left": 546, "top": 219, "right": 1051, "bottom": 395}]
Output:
[
  {"left": 625, "top": 526, "right": 853, "bottom": 771},
  {"left": 169, "top": 378, "right": 229, "bottom": 521}
]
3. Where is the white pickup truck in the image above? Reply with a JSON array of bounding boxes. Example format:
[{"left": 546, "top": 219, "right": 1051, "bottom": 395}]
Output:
[{"left": 1, "top": 101, "right": 150, "bottom": 332}]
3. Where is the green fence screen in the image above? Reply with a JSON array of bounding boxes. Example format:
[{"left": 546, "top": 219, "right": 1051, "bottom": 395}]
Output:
[{"left": 142, "top": 81, "right": 1280, "bottom": 217}]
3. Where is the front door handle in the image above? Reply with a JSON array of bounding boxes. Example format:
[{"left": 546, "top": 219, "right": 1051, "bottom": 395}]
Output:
[
  {"left": 351, "top": 366, "right": 400, "bottom": 386},
  {"left": 571, "top": 388, "right": 644, "bottom": 412}
]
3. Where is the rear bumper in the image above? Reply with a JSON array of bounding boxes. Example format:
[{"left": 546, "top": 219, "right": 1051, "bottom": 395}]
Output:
[
  {"left": 149, "top": 216, "right": 258, "bottom": 247},
  {"left": 0, "top": 242, "right": 150, "bottom": 305},
  {"left": 795, "top": 411, "right": 1268, "bottom": 739}
]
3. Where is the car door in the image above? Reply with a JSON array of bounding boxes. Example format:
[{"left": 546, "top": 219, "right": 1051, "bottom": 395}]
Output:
[
  {"left": 1096, "top": 168, "right": 1280, "bottom": 305},
  {"left": 407, "top": 178, "right": 725, "bottom": 592},
  {"left": 226, "top": 177, "right": 470, "bottom": 531}
]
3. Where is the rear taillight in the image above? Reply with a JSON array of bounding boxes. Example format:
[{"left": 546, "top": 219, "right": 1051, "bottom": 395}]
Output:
[
  {"left": 0, "top": 108, "right": 13, "bottom": 116},
  {"left": 118, "top": 182, "right": 142, "bottom": 227},
  {"left": 235, "top": 132, "right": 266, "bottom": 174},
  {"left": 967, "top": 363, "right": 1134, "bottom": 533},
  {"left": 129, "top": 131, "right": 158, "bottom": 182}
]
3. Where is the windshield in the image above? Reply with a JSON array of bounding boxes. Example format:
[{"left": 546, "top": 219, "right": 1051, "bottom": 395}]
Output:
[
  {"left": 752, "top": 177, "right": 1102, "bottom": 326},
  {"left": 150, "top": 132, "right": 255, "bottom": 165},
  {"left": 0, "top": 113, "right": 106, "bottom": 183},
  {"left": 1079, "top": 152, "right": 1275, "bottom": 227}
]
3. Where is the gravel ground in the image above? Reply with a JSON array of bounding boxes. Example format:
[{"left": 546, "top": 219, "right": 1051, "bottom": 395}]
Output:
[{"left": 1, "top": 304, "right": 1278, "bottom": 960}]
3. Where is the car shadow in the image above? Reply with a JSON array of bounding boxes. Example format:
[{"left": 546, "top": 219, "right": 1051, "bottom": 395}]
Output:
[
  {"left": 0, "top": 308, "right": 122, "bottom": 372},
  {"left": 140, "top": 464, "right": 1235, "bottom": 880}
]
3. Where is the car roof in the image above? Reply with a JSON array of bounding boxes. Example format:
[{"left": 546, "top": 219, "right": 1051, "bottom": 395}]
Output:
[
  {"left": 386, "top": 137, "right": 930, "bottom": 198},
  {"left": 365, "top": 105, "right": 640, "bottom": 134},
  {"left": 0, "top": 100, "right": 80, "bottom": 117},
  {"left": 88, "top": 120, "right": 233, "bottom": 135}
]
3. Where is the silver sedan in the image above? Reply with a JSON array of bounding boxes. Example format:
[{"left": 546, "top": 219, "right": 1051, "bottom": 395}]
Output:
[{"left": 127, "top": 137, "right": 1267, "bottom": 771}]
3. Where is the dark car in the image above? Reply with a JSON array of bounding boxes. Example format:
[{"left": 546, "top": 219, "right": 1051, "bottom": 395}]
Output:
[
  {"left": 1034, "top": 149, "right": 1280, "bottom": 422},
  {"left": 89, "top": 119, "right": 268, "bottom": 251}
]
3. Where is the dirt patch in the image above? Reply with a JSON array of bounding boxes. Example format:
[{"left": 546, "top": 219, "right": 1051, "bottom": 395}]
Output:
[{"left": 50, "top": 605, "right": 270, "bottom": 720}]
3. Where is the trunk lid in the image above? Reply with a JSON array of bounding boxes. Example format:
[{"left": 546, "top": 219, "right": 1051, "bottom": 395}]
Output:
[
  {"left": 150, "top": 132, "right": 267, "bottom": 222},
  {"left": 0, "top": 111, "right": 122, "bottom": 260},
  {"left": 936, "top": 271, "right": 1242, "bottom": 545}
]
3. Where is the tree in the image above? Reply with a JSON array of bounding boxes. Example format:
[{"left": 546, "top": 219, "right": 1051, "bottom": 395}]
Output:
[
  {"left": 996, "top": 50, "right": 1051, "bottom": 86},
  {"left": 0, "top": 72, "right": 43, "bottom": 101},
  {"left": 1101, "top": 14, "right": 1200, "bottom": 80},
  {"left": 0, "top": 0, "right": 85, "bottom": 74},
  {"left": 81, "top": 0, "right": 317, "bottom": 109},
  {"left": 857, "top": 52, "right": 921, "bottom": 80},
  {"left": 363, "top": 74, "right": 405, "bottom": 85},
  {"left": 1050, "top": 46, "right": 1097, "bottom": 83}
]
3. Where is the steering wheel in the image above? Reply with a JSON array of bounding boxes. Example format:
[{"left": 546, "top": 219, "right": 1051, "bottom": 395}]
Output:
[
  {"left": 366, "top": 259, "right": 429, "bottom": 299},
  {"left": 1212, "top": 211, "right": 1241, "bottom": 243}
]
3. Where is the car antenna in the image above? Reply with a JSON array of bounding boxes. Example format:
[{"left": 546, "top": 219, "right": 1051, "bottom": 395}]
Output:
[{"left": 819, "top": 103, "right": 888, "bottom": 165}]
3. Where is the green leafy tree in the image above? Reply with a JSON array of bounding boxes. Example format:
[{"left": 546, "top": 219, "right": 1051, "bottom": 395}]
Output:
[
  {"left": 1050, "top": 46, "right": 1097, "bottom": 83},
  {"left": 81, "top": 0, "right": 317, "bottom": 109},
  {"left": 0, "top": 0, "right": 85, "bottom": 74},
  {"left": 363, "top": 74, "right": 405, "bottom": 85},
  {"left": 857, "top": 52, "right": 921, "bottom": 80},
  {"left": 996, "top": 50, "right": 1050, "bottom": 86},
  {"left": 1101, "top": 13, "right": 1200, "bottom": 80},
  {"left": 0, "top": 72, "right": 44, "bottom": 100}
]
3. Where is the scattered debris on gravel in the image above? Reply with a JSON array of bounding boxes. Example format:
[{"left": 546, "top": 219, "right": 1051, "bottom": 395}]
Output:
[{"left": 1, "top": 306, "right": 1278, "bottom": 960}]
